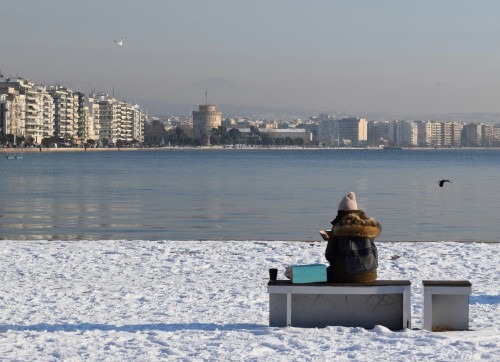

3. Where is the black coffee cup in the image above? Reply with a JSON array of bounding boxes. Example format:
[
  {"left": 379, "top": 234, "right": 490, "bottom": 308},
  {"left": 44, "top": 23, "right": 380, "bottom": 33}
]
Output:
[{"left": 269, "top": 268, "right": 278, "bottom": 281}]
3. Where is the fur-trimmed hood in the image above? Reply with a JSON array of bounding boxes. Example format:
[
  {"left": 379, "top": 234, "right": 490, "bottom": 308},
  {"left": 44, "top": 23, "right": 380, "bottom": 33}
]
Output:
[{"left": 331, "top": 210, "right": 381, "bottom": 239}]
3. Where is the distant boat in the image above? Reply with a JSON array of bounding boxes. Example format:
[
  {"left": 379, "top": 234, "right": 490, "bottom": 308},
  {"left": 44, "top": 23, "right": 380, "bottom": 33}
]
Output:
[{"left": 5, "top": 153, "right": 23, "bottom": 160}]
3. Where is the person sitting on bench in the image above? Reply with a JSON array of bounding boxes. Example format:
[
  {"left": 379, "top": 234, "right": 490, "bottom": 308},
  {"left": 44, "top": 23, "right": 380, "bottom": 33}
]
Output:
[{"left": 324, "top": 192, "right": 381, "bottom": 283}]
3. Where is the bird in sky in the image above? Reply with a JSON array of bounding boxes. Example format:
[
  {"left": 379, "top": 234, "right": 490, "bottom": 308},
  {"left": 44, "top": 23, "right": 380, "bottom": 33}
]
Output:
[
  {"left": 114, "top": 37, "right": 126, "bottom": 46},
  {"left": 438, "top": 179, "right": 453, "bottom": 187}
]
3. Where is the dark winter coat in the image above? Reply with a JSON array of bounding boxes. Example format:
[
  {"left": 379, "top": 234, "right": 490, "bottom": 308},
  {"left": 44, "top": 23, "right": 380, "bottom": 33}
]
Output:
[{"left": 325, "top": 210, "right": 381, "bottom": 283}]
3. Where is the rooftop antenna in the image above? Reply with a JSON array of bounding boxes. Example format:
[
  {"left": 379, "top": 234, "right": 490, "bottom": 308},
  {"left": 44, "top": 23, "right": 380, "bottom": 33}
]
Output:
[
  {"left": 112, "top": 83, "right": 115, "bottom": 98},
  {"left": 205, "top": 89, "right": 208, "bottom": 105}
]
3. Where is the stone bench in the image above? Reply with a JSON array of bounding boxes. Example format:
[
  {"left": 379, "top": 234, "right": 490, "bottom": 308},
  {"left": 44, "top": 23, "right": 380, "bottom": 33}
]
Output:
[
  {"left": 422, "top": 280, "right": 472, "bottom": 331},
  {"left": 267, "top": 280, "right": 412, "bottom": 330}
]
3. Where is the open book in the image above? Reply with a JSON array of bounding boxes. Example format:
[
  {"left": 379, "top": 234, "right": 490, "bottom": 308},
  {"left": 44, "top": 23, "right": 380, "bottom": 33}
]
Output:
[{"left": 319, "top": 229, "right": 331, "bottom": 241}]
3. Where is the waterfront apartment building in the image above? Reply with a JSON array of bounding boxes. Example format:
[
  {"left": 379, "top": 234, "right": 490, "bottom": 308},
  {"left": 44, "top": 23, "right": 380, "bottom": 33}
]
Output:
[
  {"left": 316, "top": 117, "right": 367, "bottom": 147},
  {"left": 364, "top": 119, "right": 500, "bottom": 148},
  {"left": 75, "top": 92, "right": 101, "bottom": 145},
  {"left": 237, "top": 118, "right": 495, "bottom": 148},
  {"left": 0, "top": 74, "right": 145, "bottom": 147},
  {"left": 25, "top": 84, "right": 49, "bottom": 144},
  {"left": 0, "top": 77, "right": 53, "bottom": 144},
  {"left": 463, "top": 123, "right": 482, "bottom": 147},
  {"left": 192, "top": 104, "right": 222, "bottom": 144},
  {"left": 47, "top": 86, "right": 76, "bottom": 143},
  {"left": 75, "top": 92, "right": 88, "bottom": 143},
  {"left": 431, "top": 122, "right": 442, "bottom": 147},
  {"left": 131, "top": 104, "right": 145, "bottom": 143},
  {"left": 494, "top": 125, "right": 500, "bottom": 146},
  {"left": 0, "top": 90, "right": 25, "bottom": 141},
  {"left": 92, "top": 94, "right": 145, "bottom": 145},
  {"left": 482, "top": 123, "right": 494, "bottom": 147},
  {"left": 94, "top": 95, "right": 121, "bottom": 145},
  {"left": 416, "top": 121, "right": 441, "bottom": 147},
  {"left": 338, "top": 118, "right": 367, "bottom": 147},
  {"left": 439, "top": 121, "right": 466, "bottom": 147},
  {"left": 398, "top": 121, "right": 418, "bottom": 147},
  {"left": 452, "top": 122, "right": 464, "bottom": 146},
  {"left": 87, "top": 94, "right": 101, "bottom": 142},
  {"left": 42, "top": 92, "right": 55, "bottom": 140},
  {"left": 441, "top": 122, "right": 453, "bottom": 147},
  {"left": 372, "top": 121, "right": 419, "bottom": 147},
  {"left": 367, "top": 121, "right": 390, "bottom": 147},
  {"left": 119, "top": 103, "right": 132, "bottom": 142},
  {"left": 317, "top": 120, "right": 339, "bottom": 147}
]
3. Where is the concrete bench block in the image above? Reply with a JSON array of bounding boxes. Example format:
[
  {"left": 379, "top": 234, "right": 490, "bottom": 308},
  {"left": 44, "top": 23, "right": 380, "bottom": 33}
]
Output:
[
  {"left": 268, "top": 280, "right": 411, "bottom": 330},
  {"left": 422, "top": 280, "right": 472, "bottom": 331}
]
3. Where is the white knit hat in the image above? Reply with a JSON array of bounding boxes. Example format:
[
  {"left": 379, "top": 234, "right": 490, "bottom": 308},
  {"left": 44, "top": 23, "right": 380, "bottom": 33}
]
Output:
[{"left": 338, "top": 192, "right": 358, "bottom": 211}]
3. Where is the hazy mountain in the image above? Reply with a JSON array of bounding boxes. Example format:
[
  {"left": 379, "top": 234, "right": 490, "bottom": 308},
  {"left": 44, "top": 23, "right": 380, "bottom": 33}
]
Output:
[
  {"left": 137, "top": 98, "right": 500, "bottom": 123},
  {"left": 113, "top": 79, "right": 500, "bottom": 122}
]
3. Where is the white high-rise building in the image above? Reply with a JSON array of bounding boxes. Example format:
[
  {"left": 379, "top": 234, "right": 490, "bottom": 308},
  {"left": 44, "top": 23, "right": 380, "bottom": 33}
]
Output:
[
  {"left": 91, "top": 94, "right": 144, "bottom": 145},
  {"left": 452, "top": 122, "right": 464, "bottom": 146},
  {"left": 388, "top": 120, "right": 418, "bottom": 147},
  {"left": 42, "top": 92, "right": 54, "bottom": 140},
  {"left": 94, "top": 95, "right": 121, "bottom": 145},
  {"left": 441, "top": 122, "right": 453, "bottom": 147},
  {"left": 47, "top": 86, "right": 76, "bottom": 143},
  {"left": 482, "top": 123, "right": 494, "bottom": 147},
  {"left": 131, "top": 104, "right": 145, "bottom": 143},
  {"left": 0, "top": 77, "right": 51, "bottom": 144},
  {"left": 417, "top": 121, "right": 441, "bottom": 147},
  {"left": 0, "top": 89, "right": 25, "bottom": 142}
]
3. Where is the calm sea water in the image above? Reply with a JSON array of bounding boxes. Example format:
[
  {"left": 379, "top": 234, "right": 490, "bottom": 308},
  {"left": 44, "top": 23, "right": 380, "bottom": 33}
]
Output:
[{"left": 1, "top": 149, "right": 499, "bottom": 242}]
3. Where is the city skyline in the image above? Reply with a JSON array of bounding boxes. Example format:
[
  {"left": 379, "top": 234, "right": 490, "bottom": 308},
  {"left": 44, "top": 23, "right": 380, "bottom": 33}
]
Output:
[{"left": 2, "top": 1, "right": 500, "bottom": 118}]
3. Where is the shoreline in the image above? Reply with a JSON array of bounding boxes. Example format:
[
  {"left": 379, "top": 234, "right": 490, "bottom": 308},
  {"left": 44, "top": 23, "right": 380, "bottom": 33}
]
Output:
[
  {"left": 2, "top": 146, "right": 500, "bottom": 153},
  {"left": 1, "top": 239, "right": 498, "bottom": 243}
]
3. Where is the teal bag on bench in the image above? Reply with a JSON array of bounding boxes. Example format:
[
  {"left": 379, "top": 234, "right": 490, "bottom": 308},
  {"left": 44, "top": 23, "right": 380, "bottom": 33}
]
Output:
[{"left": 291, "top": 264, "right": 327, "bottom": 284}]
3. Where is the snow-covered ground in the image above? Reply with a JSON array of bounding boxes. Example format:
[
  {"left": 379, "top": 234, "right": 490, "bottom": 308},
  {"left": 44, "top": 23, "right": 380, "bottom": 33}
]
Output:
[{"left": 0, "top": 240, "right": 498, "bottom": 361}]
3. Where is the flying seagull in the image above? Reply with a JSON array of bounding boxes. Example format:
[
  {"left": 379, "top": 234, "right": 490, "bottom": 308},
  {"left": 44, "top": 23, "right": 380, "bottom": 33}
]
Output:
[
  {"left": 114, "top": 37, "right": 126, "bottom": 46},
  {"left": 438, "top": 179, "right": 453, "bottom": 187}
]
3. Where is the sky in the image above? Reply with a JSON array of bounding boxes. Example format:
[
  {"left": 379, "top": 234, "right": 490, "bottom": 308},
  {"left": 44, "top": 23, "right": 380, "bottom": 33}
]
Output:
[{"left": 2, "top": 0, "right": 500, "bottom": 118}]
